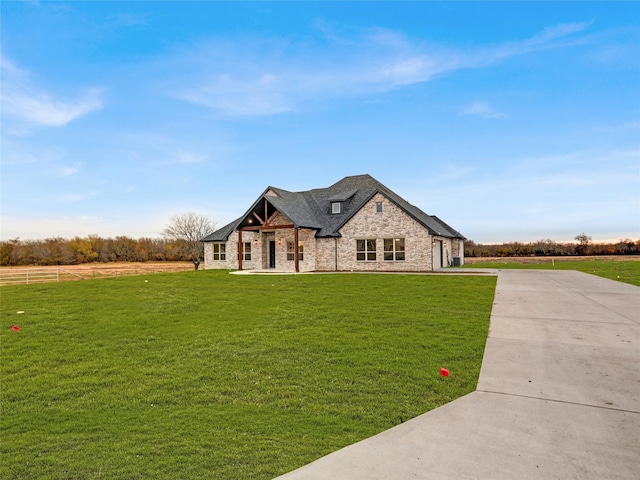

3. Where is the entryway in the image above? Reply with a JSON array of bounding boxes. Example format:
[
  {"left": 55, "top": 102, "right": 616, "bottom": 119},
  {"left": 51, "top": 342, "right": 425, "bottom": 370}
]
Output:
[{"left": 269, "top": 241, "right": 276, "bottom": 269}]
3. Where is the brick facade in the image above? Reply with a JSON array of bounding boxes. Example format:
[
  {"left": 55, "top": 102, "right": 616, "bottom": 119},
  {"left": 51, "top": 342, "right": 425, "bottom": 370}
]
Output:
[
  {"left": 204, "top": 213, "right": 320, "bottom": 272},
  {"left": 334, "top": 193, "right": 434, "bottom": 271},
  {"left": 204, "top": 193, "right": 464, "bottom": 272}
]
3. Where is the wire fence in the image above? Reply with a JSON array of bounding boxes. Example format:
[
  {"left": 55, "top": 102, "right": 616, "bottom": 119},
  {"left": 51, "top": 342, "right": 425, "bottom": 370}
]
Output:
[{"left": 0, "top": 263, "right": 194, "bottom": 286}]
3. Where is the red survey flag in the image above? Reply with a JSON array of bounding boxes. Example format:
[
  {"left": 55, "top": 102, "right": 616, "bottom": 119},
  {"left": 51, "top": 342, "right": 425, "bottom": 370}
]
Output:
[
  {"left": 12, "top": 325, "right": 20, "bottom": 331},
  {"left": 440, "top": 367, "right": 449, "bottom": 377}
]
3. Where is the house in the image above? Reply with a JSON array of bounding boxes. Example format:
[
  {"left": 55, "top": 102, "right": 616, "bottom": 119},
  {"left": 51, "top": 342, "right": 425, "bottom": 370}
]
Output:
[{"left": 202, "top": 174, "right": 465, "bottom": 273}]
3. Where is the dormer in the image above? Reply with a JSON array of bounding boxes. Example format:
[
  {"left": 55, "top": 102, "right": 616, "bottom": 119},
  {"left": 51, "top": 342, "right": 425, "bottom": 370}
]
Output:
[{"left": 329, "top": 189, "right": 358, "bottom": 215}]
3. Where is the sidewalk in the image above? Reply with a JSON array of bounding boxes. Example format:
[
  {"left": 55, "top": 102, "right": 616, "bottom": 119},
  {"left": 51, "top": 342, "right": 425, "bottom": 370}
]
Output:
[{"left": 276, "top": 270, "right": 640, "bottom": 479}]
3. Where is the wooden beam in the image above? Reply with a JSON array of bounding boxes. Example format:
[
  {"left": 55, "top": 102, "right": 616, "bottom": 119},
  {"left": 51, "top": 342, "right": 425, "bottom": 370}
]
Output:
[
  {"left": 267, "top": 210, "right": 279, "bottom": 224},
  {"left": 264, "top": 199, "right": 268, "bottom": 226},
  {"left": 253, "top": 211, "right": 265, "bottom": 225},
  {"left": 240, "top": 224, "right": 295, "bottom": 231},
  {"left": 294, "top": 228, "right": 299, "bottom": 273},
  {"left": 238, "top": 230, "right": 243, "bottom": 271},
  {"left": 268, "top": 224, "right": 296, "bottom": 230}
]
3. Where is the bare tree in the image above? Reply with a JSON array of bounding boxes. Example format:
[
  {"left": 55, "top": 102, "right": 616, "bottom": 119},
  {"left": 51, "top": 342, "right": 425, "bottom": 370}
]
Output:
[
  {"left": 574, "top": 233, "right": 592, "bottom": 255},
  {"left": 162, "top": 213, "right": 216, "bottom": 269}
]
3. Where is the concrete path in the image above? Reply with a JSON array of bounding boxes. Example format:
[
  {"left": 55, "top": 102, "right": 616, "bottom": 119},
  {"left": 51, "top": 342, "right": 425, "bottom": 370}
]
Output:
[{"left": 276, "top": 270, "right": 640, "bottom": 479}]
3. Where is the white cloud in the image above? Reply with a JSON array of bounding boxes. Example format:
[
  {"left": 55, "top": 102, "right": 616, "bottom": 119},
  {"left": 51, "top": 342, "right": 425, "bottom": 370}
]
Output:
[
  {"left": 441, "top": 165, "right": 475, "bottom": 180},
  {"left": 178, "top": 74, "right": 291, "bottom": 116},
  {"left": 108, "top": 12, "right": 151, "bottom": 28},
  {"left": 483, "top": 22, "right": 592, "bottom": 63},
  {"left": 410, "top": 148, "right": 640, "bottom": 243},
  {"left": 58, "top": 191, "right": 98, "bottom": 203},
  {"left": 0, "top": 55, "right": 104, "bottom": 127},
  {"left": 3, "top": 89, "right": 103, "bottom": 127},
  {"left": 382, "top": 56, "right": 438, "bottom": 84},
  {"left": 462, "top": 102, "right": 506, "bottom": 119},
  {"left": 166, "top": 21, "right": 591, "bottom": 116},
  {"left": 173, "top": 149, "right": 208, "bottom": 164},
  {"left": 527, "top": 22, "right": 592, "bottom": 46},
  {"left": 56, "top": 164, "right": 81, "bottom": 177}
]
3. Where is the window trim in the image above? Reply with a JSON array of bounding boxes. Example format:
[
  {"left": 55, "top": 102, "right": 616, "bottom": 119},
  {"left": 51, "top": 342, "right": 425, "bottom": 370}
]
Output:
[
  {"left": 242, "top": 242, "right": 252, "bottom": 261},
  {"left": 384, "top": 238, "right": 405, "bottom": 261},
  {"left": 356, "top": 238, "right": 377, "bottom": 261},
  {"left": 287, "top": 241, "right": 304, "bottom": 261},
  {"left": 331, "top": 202, "right": 342, "bottom": 214},
  {"left": 213, "top": 242, "right": 226, "bottom": 261}
]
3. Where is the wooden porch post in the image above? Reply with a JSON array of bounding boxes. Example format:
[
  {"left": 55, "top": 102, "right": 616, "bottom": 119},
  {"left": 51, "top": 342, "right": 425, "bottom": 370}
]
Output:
[
  {"left": 294, "top": 227, "right": 299, "bottom": 273},
  {"left": 238, "top": 230, "right": 243, "bottom": 271}
]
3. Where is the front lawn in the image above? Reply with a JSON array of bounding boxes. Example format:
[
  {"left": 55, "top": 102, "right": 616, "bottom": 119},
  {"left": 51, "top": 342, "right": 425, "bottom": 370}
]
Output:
[{"left": 1, "top": 271, "right": 495, "bottom": 479}]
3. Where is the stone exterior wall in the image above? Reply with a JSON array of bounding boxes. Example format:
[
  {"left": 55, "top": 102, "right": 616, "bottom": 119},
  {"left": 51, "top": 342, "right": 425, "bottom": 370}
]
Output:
[
  {"left": 203, "top": 212, "right": 317, "bottom": 272},
  {"left": 452, "top": 238, "right": 464, "bottom": 265},
  {"left": 334, "top": 193, "right": 435, "bottom": 272},
  {"left": 265, "top": 227, "right": 317, "bottom": 273},
  {"left": 316, "top": 237, "right": 338, "bottom": 271},
  {"left": 204, "top": 230, "right": 261, "bottom": 270},
  {"left": 204, "top": 193, "right": 463, "bottom": 272},
  {"left": 204, "top": 234, "right": 233, "bottom": 270}
]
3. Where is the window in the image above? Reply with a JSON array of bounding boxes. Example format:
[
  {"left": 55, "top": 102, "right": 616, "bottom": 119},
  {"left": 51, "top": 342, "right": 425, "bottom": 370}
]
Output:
[
  {"left": 287, "top": 242, "right": 304, "bottom": 261},
  {"left": 331, "top": 202, "right": 342, "bottom": 214},
  {"left": 376, "top": 202, "right": 383, "bottom": 213},
  {"left": 242, "top": 242, "right": 251, "bottom": 261},
  {"left": 384, "top": 238, "right": 405, "bottom": 261},
  {"left": 356, "top": 239, "right": 376, "bottom": 261},
  {"left": 213, "top": 243, "right": 226, "bottom": 261}
]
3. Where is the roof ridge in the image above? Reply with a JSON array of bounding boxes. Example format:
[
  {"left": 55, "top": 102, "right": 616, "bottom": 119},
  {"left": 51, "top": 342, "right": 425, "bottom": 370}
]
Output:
[{"left": 203, "top": 174, "right": 464, "bottom": 241}]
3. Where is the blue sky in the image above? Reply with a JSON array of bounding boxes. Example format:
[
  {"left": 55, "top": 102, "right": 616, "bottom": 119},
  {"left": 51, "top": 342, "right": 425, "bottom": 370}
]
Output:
[{"left": 2, "top": 1, "right": 639, "bottom": 243}]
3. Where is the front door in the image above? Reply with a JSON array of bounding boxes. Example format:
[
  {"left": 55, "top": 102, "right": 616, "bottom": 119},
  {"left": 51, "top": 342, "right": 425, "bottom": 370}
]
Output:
[{"left": 269, "top": 241, "right": 276, "bottom": 268}]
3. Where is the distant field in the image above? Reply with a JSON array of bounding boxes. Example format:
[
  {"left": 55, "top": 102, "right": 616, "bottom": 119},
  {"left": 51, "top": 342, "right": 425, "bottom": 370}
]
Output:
[
  {"left": 1, "top": 271, "right": 496, "bottom": 479},
  {"left": 0, "top": 262, "right": 193, "bottom": 286},
  {"left": 464, "top": 256, "right": 640, "bottom": 286}
]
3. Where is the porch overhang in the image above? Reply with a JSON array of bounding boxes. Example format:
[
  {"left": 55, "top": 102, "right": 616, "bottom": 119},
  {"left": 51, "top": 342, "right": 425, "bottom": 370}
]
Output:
[{"left": 236, "top": 198, "right": 300, "bottom": 272}]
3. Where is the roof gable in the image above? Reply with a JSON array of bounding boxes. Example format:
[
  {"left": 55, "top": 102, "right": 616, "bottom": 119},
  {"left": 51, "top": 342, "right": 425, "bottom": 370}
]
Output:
[{"left": 202, "top": 174, "right": 465, "bottom": 241}]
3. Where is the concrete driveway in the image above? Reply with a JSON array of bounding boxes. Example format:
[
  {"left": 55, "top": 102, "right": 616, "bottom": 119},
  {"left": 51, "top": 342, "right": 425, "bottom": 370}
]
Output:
[{"left": 276, "top": 270, "right": 640, "bottom": 479}]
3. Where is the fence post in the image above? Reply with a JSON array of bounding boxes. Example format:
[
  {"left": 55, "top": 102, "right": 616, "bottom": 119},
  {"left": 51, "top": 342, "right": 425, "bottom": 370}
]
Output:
[
  {"left": 57, "top": 268, "right": 60, "bottom": 282},
  {"left": 26, "top": 269, "right": 29, "bottom": 284}
]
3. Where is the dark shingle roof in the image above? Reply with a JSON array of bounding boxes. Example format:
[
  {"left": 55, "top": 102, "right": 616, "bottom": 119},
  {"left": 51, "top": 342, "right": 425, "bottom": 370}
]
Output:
[
  {"left": 202, "top": 174, "right": 465, "bottom": 241},
  {"left": 202, "top": 218, "right": 241, "bottom": 242}
]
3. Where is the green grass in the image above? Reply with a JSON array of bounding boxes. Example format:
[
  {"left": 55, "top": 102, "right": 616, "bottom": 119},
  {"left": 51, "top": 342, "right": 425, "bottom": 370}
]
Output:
[
  {"left": 1, "top": 271, "right": 496, "bottom": 479},
  {"left": 465, "top": 258, "right": 640, "bottom": 286}
]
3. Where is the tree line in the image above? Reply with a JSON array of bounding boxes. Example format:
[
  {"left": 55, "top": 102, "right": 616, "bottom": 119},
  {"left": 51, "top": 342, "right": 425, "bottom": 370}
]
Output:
[
  {"left": 0, "top": 236, "right": 192, "bottom": 266},
  {"left": 465, "top": 235, "right": 640, "bottom": 258},
  {"left": 2, "top": 231, "right": 638, "bottom": 267},
  {"left": 1, "top": 213, "right": 217, "bottom": 269}
]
